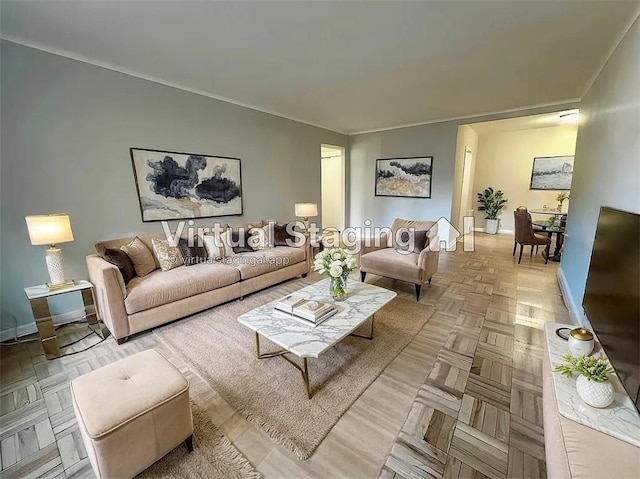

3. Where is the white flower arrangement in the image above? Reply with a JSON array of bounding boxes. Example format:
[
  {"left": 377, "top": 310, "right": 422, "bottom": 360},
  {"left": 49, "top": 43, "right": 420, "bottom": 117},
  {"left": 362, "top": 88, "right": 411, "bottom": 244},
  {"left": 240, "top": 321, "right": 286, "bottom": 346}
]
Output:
[{"left": 313, "top": 248, "right": 356, "bottom": 278}]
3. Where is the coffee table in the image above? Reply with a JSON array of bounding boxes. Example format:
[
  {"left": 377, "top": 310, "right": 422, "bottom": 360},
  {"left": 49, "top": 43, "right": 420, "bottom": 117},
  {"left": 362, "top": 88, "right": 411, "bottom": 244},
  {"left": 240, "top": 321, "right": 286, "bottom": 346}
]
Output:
[{"left": 237, "top": 278, "right": 396, "bottom": 398}]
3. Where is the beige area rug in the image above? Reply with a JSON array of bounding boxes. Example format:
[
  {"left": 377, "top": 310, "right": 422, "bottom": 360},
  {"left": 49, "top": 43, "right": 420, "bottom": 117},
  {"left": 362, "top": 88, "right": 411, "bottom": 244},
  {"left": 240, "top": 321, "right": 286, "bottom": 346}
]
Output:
[
  {"left": 154, "top": 278, "right": 435, "bottom": 460},
  {"left": 138, "top": 402, "right": 261, "bottom": 478}
]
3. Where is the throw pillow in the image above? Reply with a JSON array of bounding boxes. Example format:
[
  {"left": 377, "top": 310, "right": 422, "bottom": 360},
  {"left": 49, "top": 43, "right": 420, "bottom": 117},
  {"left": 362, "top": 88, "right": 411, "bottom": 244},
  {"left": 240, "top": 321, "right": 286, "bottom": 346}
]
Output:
[
  {"left": 103, "top": 248, "right": 135, "bottom": 284},
  {"left": 227, "top": 222, "right": 261, "bottom": 232},
  {"left": 121, "top": 237, "right": 157, "bottom": 277},
  {"left": 203, "top": 231, "right": 237, "bottom": 258},
  {"left": 248, "top": 225, "right": 273, "bottom": 250},
  {"left": 178, "top": 238, "right": 208, "bottom": 266},
  {"left": 396, "top": 230, "right": 429, "bottom": 254},
  {"left": 273, "top": 223, "right": 296, "bottom": 247},
  {"left": 231, "top": 230, "right": 254, "bottom": 254},
  {"left": 151, "top": 238, "right": 184, "bottom": 272}
]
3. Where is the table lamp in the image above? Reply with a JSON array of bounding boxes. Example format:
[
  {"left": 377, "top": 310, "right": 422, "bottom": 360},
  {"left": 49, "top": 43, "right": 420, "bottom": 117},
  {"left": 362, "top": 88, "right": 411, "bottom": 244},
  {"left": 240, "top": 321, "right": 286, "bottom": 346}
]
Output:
[
  {"left": 294, "top": 203, "right": 318, "bottom": 233},
  {"left": 25, "top": 214, "right": 75, "bottom": 290}
]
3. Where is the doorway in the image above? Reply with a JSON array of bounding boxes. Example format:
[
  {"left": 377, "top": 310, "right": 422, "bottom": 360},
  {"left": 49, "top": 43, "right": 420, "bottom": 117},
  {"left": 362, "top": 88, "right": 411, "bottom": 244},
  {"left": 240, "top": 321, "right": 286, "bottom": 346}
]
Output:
[
  {"left": 459, "top": 147, "right": 474, "bottom": 234},
  {"left": 321, "top": 145, "right": 346, "bottom": 231}
]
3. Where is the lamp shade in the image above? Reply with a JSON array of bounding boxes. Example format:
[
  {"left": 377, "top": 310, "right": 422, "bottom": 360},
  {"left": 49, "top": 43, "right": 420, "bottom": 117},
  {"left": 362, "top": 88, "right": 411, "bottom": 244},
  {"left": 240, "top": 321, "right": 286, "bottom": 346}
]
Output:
[
  {"left": 294, "top": 203, "right": 318, "bottom": 217},
  {"left": 25, "top": 214, "right": 74, "bottom": 245}
]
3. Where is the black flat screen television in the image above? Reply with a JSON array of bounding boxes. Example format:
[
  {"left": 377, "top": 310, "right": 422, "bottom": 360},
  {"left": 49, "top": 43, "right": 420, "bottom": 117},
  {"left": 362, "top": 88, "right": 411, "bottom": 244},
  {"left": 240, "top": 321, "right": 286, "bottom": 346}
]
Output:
[{"left": 583, "top": 206, "right": 640, "bottom": 410}]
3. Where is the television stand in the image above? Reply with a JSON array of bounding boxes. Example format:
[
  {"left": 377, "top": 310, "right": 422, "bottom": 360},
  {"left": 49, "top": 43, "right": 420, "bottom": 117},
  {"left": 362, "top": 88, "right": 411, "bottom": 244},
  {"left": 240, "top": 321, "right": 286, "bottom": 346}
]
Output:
[{"left": 543, "top": 322, "right": 640, "bottom": 478}]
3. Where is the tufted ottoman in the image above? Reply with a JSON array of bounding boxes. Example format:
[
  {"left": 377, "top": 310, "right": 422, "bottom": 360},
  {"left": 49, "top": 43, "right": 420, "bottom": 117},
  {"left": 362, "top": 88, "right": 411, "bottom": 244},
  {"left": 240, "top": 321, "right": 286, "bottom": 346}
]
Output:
[{"left": 70, "top": 349, "right": 193, "bottom": 478}]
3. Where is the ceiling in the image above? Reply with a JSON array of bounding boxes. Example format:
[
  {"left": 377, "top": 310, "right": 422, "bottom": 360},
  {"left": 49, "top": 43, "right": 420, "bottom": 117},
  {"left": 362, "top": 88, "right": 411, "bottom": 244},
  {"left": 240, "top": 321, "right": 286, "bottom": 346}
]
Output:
[
  {"left": 468, "top": 109, "right": 580, "bottom": 135},
  {"left": 1, "top": 1, "right": 637, "bottom": 134}
]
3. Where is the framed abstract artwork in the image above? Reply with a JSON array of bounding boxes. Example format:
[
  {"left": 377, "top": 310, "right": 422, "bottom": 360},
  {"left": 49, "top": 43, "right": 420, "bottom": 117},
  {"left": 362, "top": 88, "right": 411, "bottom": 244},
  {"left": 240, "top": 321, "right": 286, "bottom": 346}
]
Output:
[
  {"left": 130, "top": 148, "right": 243, "bottom": 222},
  {"left": 529, "top": 156, "right": 574, "bottom": 190},
  {"left": 375, "top": 156, "right": 433, "bottom": 198}
]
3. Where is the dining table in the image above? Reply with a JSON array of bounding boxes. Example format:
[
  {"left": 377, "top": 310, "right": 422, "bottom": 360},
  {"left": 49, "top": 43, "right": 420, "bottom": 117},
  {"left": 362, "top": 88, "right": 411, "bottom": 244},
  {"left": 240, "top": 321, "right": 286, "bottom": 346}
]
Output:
[{"left": 530, "top": 210, "right": 567, "bottom": 262}]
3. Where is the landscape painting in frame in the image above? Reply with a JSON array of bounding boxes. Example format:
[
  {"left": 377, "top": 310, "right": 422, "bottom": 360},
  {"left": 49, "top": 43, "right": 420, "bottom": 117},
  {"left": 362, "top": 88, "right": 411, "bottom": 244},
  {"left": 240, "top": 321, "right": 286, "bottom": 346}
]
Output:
[
  {"left": 529, "top": 155, "right": 574, "bottom": 190},
  {"left": 375, "top": 156, "right": 433, "bottom": 198},
  {"left": 130, "top": 148, "right": 243, "bottom": 221}
]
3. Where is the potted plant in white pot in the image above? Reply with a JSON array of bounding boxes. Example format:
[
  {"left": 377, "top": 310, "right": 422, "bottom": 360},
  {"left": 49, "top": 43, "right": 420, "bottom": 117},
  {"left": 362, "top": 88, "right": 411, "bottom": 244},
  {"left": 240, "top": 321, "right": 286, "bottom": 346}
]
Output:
[
  {"left": 477, "top": 187, "right": 508, "bottom": 234},
  {"left": 555, "top": 353, "right": 616, "bottom": 408}
]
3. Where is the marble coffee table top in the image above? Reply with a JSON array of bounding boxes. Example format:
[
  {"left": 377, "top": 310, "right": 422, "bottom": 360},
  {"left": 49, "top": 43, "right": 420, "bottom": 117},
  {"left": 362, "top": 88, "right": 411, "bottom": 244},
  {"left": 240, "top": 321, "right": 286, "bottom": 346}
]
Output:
[
  {"left": 237, "top": 278, "right": 396, "bottom": 358},
  {"left": 545, "top": 322, "right": 640, "bottom": 447}
]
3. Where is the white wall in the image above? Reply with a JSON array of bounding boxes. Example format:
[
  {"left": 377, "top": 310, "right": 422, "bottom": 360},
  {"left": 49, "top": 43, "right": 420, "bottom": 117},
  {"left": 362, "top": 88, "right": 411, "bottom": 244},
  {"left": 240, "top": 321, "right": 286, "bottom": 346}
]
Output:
[
  {"left": 321, "top": 152, "right": 345, "bottom": 230},
  {"left": 559, "top": 18, "right": 640, "bottom": 324},
  {"left": 472, "top": 125, "right": 578, "bottom": 232},
  {"left": 0, "top": 41, "right": 348, "bottom": 332},
  {"left": 451, "top": 125, "right": 479, "bottom": 231}
]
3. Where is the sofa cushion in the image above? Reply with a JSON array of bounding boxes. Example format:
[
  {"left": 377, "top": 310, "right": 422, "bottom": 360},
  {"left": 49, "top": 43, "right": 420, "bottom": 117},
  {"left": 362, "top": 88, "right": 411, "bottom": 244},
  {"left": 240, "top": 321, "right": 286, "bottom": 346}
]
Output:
[
  {"left": 231, "top": 230, "right": 254, "bottom": 254},
  {"left": 103, "top": 248, "right": 136, "bottom": 285},
  {"left": 151, "top": 237, "right": 184, "bottom": 272},
  {"left": 121, "top": 237, "right": 157, "bottom": 277},
  {"left": 273, "top": 223, "right": 296, "bottom": 247},
  {"left": 360, "top": 248, "right": 421, "bottom": 283},
  {"left": 178, "top": 238, "right": 208, "bottom": 266},
  {"left": 390, "top": 218, "right": 437, "bottom": 248},
  {"left": 396, "top": 229, "right": 429, "bottom": 254},
  {"left": 227, "top": 247, "right": 305, "bottom": 280},
  {"left": 124, "top": 262, "right": 240, "bottom": 314}
]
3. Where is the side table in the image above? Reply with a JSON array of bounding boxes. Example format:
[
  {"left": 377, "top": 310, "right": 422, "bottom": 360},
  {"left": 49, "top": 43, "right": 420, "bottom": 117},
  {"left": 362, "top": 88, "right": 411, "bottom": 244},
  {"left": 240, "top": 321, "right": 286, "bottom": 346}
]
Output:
[{"left": 24, "top": 280, "right": 109, "bottom": 359}]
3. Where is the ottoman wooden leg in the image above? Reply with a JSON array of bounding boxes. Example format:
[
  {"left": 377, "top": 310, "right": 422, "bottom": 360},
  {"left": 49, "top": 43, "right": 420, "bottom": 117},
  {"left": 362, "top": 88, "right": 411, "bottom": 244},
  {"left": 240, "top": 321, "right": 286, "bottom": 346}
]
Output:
[{"left": 185, "top": 435, "right": 194, "bottom": 453}]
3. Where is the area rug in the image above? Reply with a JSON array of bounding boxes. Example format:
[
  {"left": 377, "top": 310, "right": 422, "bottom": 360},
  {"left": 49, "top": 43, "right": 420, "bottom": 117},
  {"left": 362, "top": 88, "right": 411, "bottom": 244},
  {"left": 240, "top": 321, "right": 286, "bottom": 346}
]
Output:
[
  {"left": 154, "top": 278, "right": 435, "bottom": 460},
  {"left": 138, "top": 402, "right": 261, "bottom": 478}
]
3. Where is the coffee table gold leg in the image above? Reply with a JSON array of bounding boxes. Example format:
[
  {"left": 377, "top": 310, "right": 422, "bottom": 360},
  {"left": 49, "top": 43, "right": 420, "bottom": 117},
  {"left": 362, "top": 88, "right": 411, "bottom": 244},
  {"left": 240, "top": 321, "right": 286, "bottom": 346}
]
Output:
[
  {"left": 302, "top": 358, "right": 311, "bottom": 399},
  {"left": 255, "top": 332, "right": 313, "bottom": 398},
  {"left": 350, "top": 314, "right": 374, "bottom": 340}
]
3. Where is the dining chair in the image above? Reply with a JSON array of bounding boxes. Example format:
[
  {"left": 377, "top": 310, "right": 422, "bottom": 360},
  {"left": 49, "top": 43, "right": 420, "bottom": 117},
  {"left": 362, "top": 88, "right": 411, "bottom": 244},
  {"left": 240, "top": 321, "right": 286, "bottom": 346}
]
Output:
[{"left": 513, "top": 208, "right": 551, "bottom": 264}]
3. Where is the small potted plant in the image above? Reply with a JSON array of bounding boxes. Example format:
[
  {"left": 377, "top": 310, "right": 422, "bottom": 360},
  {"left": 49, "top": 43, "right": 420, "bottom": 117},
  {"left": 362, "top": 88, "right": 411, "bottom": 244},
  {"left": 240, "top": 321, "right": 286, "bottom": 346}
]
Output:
[
  {"left": 313, "top": 248, "right": 357, "bottom": 301},
  {"left": 477, "top": 187, "right": 508, "bottom": 234},
  {"left": 556, "top": 192, "right": 570, "bottom": 212},
  {"left": 554, "top": 353, "right": 615, "bottom": 408}
]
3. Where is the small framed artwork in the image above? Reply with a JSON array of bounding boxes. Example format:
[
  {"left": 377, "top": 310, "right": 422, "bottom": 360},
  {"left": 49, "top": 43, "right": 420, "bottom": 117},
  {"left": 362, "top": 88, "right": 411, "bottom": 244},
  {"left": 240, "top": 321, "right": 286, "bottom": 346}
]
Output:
[
  {"left": 130, "top": 148, "right": 243, "bottom": 222},
  {"left": 375, "top": 156, "right": 433, "bottom": 198},
  {"left": 530, "top": 156, "right": 574, "bottom": 190}
]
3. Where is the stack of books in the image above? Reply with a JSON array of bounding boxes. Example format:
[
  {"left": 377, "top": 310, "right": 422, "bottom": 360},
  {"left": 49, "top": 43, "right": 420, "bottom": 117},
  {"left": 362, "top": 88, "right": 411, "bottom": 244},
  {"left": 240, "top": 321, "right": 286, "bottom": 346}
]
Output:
[{"left": 274, "top": 295, "right": 337, "bottom": 326}]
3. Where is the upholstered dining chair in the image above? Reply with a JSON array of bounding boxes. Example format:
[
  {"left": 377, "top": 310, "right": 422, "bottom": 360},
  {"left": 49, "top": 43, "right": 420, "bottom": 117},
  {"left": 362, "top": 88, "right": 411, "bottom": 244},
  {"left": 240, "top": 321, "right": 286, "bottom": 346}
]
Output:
[{"left": 513, "top": 208, "right": 551, "bottom": 264}]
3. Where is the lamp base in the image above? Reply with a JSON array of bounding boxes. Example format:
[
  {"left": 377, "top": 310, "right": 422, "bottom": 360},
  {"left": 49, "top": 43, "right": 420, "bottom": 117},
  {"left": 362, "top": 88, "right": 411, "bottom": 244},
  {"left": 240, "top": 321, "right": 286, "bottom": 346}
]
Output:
[
  {"left": 45, "top": 246, "right": 72, "bottom": 288},
  {"left": 46, "top": 279, "right": 76, "bottom": 291}
]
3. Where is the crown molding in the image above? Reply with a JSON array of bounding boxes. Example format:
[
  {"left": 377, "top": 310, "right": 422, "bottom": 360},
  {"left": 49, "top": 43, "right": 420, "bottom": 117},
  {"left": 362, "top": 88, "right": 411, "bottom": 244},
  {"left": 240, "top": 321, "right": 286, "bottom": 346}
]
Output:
[{"left": 349, "top": 99, "right": 582, "bottom": 135}]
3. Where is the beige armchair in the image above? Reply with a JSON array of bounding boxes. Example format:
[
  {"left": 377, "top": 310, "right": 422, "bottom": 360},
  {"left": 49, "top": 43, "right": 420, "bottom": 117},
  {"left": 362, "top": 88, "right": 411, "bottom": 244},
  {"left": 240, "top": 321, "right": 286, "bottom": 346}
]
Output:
[{"left": 359, "top": 218, "right": 439, "bottom": 301}]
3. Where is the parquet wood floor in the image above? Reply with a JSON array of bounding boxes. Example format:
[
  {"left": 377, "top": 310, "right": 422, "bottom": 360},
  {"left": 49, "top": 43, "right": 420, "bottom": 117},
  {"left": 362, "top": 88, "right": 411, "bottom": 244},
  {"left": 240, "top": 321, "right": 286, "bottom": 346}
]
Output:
[{"left": 0, "top": 233, "right": 570, "bottom": 478}]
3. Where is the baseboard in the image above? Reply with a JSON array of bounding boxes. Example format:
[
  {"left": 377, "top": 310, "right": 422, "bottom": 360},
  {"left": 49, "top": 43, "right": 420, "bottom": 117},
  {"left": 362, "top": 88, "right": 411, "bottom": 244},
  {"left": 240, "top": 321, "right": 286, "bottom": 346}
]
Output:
[
  {"left": 0, "top": 311, "right": 83, "bottom": 342},
  {"left": 556, "top": 267, "right": 587, "bottom": 327}
]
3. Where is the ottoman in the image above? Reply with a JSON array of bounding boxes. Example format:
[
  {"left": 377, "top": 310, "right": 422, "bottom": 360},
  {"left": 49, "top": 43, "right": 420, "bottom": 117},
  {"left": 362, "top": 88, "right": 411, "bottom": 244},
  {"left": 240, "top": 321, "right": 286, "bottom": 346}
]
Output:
[{"left": 70, "top": 349, "right": 193, "bottom": 478}]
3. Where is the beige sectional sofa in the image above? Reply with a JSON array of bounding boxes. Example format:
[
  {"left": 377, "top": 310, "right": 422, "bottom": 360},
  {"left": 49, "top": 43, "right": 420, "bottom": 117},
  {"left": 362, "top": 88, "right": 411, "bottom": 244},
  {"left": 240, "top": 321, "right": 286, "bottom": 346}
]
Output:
[{"left": 86, "top": 225, "right": 309, "bottom": 344}]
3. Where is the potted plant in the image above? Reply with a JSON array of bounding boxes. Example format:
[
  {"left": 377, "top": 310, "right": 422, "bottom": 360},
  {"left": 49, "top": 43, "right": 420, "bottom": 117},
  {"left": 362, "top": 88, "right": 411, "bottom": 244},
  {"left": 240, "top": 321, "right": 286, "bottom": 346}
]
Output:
[
  {"left": 477, "top": 187, "right": 508, "bottom": 234},
  {"left": 554, "top": 353, "right": 615, "bottom": 408},
  {"left": 556, "top": 192, "right": 570, "bottom": 212}
]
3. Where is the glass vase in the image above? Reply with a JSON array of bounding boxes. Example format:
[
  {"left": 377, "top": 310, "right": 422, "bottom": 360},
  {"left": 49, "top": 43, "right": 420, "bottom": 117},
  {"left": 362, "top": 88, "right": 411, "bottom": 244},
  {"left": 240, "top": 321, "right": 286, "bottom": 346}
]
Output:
[{"left": 329, "top": 276, "right": 348, "bottom": 301}]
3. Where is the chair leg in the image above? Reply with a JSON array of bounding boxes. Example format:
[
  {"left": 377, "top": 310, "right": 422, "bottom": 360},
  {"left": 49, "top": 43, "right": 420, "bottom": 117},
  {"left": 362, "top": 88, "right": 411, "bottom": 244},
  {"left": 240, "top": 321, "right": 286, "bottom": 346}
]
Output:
[
  {"left": 544, "top": 244, "right": 550, "bottom": 264},
  {"left": 530, "top": 245, "right": 534, "bottom": 257},
  {"left": 360, "top": 271, "right": 367, "bottom": 282},
  {"left": 428, "top": 277, "right": 432, "bottom": 284},
  {"left": 518, "top": 244, "right": 523, "bottom": 264},
  {"left": 513, "top": 241, "right": 517, "bottom": 256},
  {"left": 415, "top": 284, "right": 422, "bottom": 302},
  {"left": 536, "top": 245, "right": 539, "bottom": 254}
]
